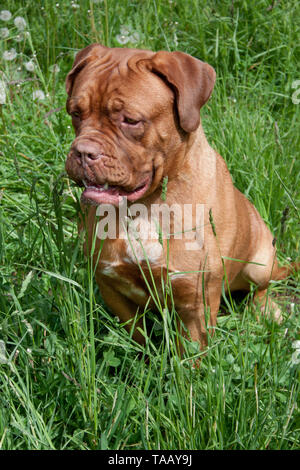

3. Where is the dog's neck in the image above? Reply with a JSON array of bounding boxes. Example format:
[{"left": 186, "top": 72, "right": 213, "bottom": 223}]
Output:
[
  {"left": 165, "top": 121, "right": 213, "bottom": 181},
  {"left": 144, "top": 121, "right": 216, "bottom": 206}
]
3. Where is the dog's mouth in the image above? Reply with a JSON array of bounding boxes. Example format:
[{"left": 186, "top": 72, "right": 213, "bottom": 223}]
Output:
[{"left": 81, "top": 176, "right": 151, "bottom": 206}]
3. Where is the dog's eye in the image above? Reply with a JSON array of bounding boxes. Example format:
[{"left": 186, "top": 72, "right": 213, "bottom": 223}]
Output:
[
  {"left": 71, "top": 111, "right": 81, "bottom": 119},
  {"left": 123, "top": 116, "right": 140, "bottom": 125}
]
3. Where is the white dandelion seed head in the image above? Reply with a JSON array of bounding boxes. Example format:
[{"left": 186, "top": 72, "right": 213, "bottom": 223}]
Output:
[
  {"left": 15, "top": 33, "right": 24, "bottom": 42},
  {"left": 129, "top": 31, "right": 140, "bottom": 44},
  {"left": 289, "top": 340, "right": 300, "bottom": 366},
  {"left": 25, "top": 60, "right": 35, "bottom": 72},
  {"left": 3, "top": 48, "right": 17, "bottom": 61},
  {"left": 0, "top": 10, "right": 12, "bottom": 21},
  {"left": 49, "top": 63, "right": 60, "bottom": 74},
  {"left": 0, "top": 79, "right": 7, "bottom": 105},
  {"left": 0, "top": 27, "right": 9, "bottom": 38},
  {"left": 291, "top": 350, "right": 300, "bottom": 366},
  {"left": 117, "top": 25, "right": 140, "bottom": 45},
  {"left": 120, "top": 25, "right": 131, "bottom": 36},
  {"left": 116, "top": 34, "right": 130, "bottom": 45},
  {"left": 32, "top": 89, "right": 45, "bottom": 101},
  {"left": 14, "top": 16, "right": 26, "bottom": 31}
]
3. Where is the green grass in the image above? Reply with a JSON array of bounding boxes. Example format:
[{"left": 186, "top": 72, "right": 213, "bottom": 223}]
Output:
[{"left": 0, "top": 0, "right": 299, "bottom": 450}]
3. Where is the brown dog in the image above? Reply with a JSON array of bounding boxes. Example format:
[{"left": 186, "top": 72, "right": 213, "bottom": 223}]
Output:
[{"left": 65, "top": 44, "right": 296, "bottom": 349}]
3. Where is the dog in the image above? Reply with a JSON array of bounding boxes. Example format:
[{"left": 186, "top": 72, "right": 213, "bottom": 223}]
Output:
[{"left": 65, "top": 44, "right": 297, "bottom": 349}]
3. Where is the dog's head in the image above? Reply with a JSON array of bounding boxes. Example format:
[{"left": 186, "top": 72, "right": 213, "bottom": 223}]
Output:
[{"left": 65, "top": 44, "right": 216, "bottom": 205}]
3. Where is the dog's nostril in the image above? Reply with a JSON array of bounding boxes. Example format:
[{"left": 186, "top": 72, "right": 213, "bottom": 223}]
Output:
[
  {"left": 86, "top": 153, "right": 96, "bottom": 160},
  {"left": 81, "top": 152, "right": 100, "bottom": 161},
  {"left": 76, "top": 151, "right": 101, "bottom": 161}
]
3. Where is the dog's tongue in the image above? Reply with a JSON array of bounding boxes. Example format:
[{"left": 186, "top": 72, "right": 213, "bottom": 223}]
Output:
[{"left": 81, "top": 180, "right": 150, "bottom": 205}]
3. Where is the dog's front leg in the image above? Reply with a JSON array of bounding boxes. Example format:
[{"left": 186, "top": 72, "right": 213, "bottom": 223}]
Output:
[
  {"left": 97, "top": 279, "right": 145, "bottom": 345},
  {"left": 176, "top": 285, "right": 222, "bottom": 351}
]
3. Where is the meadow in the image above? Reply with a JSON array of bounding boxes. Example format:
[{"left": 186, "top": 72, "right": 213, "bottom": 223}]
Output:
[{"left": 0, "top": 0, "right": 299, "bottom": 450}]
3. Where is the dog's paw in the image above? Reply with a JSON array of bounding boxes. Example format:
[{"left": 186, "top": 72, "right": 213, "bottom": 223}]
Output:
[
  {"left": 254, "top": 292, "right": 284, "bottom": 324},
  {"left": 259, "top": 298, "right": 283, "bottom": 323}
]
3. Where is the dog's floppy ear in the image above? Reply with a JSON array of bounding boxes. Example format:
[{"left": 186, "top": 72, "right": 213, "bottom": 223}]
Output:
[
  {"left": 145, "top": 51, "right": 216, "bottom": 133},
  {"left": 65, "top": 43, "right": 108, "bottom": 96}
]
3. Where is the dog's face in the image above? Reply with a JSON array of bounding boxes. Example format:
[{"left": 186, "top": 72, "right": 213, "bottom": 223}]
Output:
[{"left": 65, "top": 44, "right": 216, "bottom": 205}]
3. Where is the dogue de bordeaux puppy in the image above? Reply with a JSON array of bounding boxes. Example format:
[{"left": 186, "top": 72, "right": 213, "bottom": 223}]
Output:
[{"left": 65, "top": 44, "right": 297, "bottom": 349}]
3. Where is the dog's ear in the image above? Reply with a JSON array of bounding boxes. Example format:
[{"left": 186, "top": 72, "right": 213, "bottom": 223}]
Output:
[
  {"left": 65, "top": 43, "right": 107, "bottom": 96},
  {"left": 145, "top": 51, "right": 216, "bottom": 133}
]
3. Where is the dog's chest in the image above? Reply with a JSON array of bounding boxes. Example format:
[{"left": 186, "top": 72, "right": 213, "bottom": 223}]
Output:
[{"left": 97, "top": 215, "right": 164, "bottom": 305}]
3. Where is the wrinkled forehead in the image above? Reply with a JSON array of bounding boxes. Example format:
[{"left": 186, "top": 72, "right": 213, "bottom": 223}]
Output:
[{"left": 70, "top": 50, "right": 174, "bottom": 114}]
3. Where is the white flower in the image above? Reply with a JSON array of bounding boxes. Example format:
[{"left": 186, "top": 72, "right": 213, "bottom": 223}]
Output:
[
  {"left": 14, "top": 16, "right": 26, "bottom": 31},
  {"left": 116, "top": 34, "right": 130, "bottom": 45},
  {"left": 0, "top": 79, "right": 7, "bottom": 105},
  {"left": 292, "top": 340, "right": 300, "bottom": 350},
  {"left": 0, "top": 27, "right": 9, "bottom": 38},
  {"left": 71, "top": 2, "right": 80, "bottom": 8},
  {"left": 32, "top": 89, "right": 45, "bottom": 101},
  {"left": 3, "top": 48, "right": 17, "bottom": 61},
  {"left": 49, "top": 63, "right": 60, "bottom": 74},
  {"left": 25, "top": 60, "right": 35, "bottom": 72},
  {"left": 0, "top": 10, "right": 12, "bottom": 21}
]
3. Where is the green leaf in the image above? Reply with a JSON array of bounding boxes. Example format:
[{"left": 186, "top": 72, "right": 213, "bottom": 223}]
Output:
[{"left": 103, "top": 350, "right": 121, "bottom": 367}]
